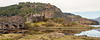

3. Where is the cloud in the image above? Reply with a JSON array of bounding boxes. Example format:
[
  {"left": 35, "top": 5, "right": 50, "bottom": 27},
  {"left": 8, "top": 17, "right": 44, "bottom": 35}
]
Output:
[{"left": 0, "top": 0, "right": 100, "bottom": 12}]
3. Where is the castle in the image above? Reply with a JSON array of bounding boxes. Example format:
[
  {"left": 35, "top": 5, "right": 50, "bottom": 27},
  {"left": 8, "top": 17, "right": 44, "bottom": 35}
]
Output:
[
  {"left": 26, "top": 3, "right": 55, "bottom": 23},
  {"left": 0, "top": 3, "right": 56, "bottom": 30}
]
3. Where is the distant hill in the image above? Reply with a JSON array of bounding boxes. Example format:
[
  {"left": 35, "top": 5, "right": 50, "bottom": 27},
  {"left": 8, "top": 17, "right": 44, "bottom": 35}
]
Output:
[
  {"left": 74, "top": 11, "right": 100, "bottom": 19},
  {"left": 63, "top": 13, "right": 74, "bottom": 15},
  {"left": 64, "top": 13, "right": 99, "bottom": 25},
  {"left": 92, "top": 17, "right": 100, "bottom": 24}
]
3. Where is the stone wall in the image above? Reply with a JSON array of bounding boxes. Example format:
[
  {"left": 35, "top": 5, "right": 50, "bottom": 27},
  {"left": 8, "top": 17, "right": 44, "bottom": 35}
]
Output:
[{"left": 0, "top": 22, "right": 25, "bottom": 30}]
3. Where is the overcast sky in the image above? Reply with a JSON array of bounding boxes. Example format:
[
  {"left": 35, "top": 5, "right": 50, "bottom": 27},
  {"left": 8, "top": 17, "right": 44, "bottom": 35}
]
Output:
[{"left": 0, "top": 0, "right": 100, "bottom": 18}]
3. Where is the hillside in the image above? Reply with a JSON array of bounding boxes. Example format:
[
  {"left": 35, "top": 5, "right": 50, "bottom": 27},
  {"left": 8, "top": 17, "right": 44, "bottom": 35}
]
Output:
[
  {"left": 64, "top": 13, "right": 99, "bottom": 25},
  {"left": 0, "top": 2, "right": 71, "bottom": 23}
]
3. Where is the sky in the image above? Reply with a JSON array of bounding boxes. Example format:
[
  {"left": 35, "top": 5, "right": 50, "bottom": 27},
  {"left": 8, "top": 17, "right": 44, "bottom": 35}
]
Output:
[
  {"left": 74, "top": 11, "right": 100, "bottom": 19},
  {"left": 0, "top": 0, "right": 100, "bottom": 19}
]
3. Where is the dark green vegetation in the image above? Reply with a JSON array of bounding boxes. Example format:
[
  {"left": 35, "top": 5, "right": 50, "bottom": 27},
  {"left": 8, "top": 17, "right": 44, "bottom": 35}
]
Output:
[
  {"left": 0, "top": 2, "right": 45, "bottom": 17},
  {"left": 0, "top": 2, "right": 66, "bottom": 18}
]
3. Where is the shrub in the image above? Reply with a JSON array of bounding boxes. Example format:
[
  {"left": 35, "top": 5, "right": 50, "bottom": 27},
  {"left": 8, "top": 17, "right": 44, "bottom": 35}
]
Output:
[
  {"left": 44, "top": 30, "right": 54, "bottom": 33},
  {"left": 44, "top": 22, "right": 54, "bottom": 27},
  {"left": 62, "top": 23, "right": 68, "bottom": 26},
  {"left": 25, "top": 21, "right": 32, "bottom": 27},
  {"left": 26, "top": 22, "right": 46, "bottom": 28},
  {"left": 43, "top": 18, "right": 49, "bottom": 22},
  {"left": 33, "top": 23, "right": 40, "bottom": 27},
  {"left": 71, "top": 22, "right": 77, "bottom": 25},
  {"left": 52, "top": 18, "right": 66, "bottom": 23},
  {"left": 66, "top": 22, "right": 77, "bottom": 26}
]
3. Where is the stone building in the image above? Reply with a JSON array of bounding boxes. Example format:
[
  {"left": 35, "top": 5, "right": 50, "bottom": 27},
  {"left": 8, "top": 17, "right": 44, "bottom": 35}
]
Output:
[
  {"left": 26, "top": 13, "right": 44, "bottom": 23},
  {"left": 26, "top": 10, "right": 54, "bottom": 23},
  {"left": 26, "top": 3, "right": 55, "bottom": 23}
]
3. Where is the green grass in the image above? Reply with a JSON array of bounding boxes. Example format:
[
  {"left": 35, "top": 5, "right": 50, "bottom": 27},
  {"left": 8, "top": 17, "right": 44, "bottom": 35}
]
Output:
[
  {"left": 35, "top": 27, "right": 91, "bottom": 29},
  {"left": 31, "top": 22, "right": 46, "bottom": 26}
]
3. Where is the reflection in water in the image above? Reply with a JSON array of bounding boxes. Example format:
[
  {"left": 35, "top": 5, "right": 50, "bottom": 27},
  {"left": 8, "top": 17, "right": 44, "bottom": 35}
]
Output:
[
  {"left": 75, "top": 25, "right": 100, "bottom": 37},
  {"left": 90, "top": 25, "right": 100, "bottom": 27},
  {"left": 75, "top": 29, "right": 100, "bottom": 37}
]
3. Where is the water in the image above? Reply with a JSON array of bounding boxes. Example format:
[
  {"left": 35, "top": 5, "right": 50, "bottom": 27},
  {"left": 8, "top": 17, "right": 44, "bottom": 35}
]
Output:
[
  {"left": 75, "top": 25, "right": 100, "bottom": 37},
  {"left": 90, "top": 25, "right": 100, "bottom": 27}
]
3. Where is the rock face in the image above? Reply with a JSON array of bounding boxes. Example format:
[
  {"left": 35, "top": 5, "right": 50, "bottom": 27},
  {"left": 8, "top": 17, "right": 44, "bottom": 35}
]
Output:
[{"left": 64, "top": 13, "right": 99, "bottom": 25}]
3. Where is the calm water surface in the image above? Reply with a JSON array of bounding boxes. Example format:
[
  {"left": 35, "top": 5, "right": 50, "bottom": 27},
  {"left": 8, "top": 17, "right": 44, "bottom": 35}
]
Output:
[{"left": 75, "top": 25, "right": 100, "bottom": 37}]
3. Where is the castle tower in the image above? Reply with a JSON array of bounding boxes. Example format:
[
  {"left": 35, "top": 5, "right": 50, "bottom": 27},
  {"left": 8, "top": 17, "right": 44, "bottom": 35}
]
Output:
[{"left": 26, "top": 13, "right": 33, "bottom": 23}]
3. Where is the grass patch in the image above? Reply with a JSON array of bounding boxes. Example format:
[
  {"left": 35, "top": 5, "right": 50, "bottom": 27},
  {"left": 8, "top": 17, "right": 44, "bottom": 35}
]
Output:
[{"left": 0, "top": 33, "right": 23, "bottom": 40}]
